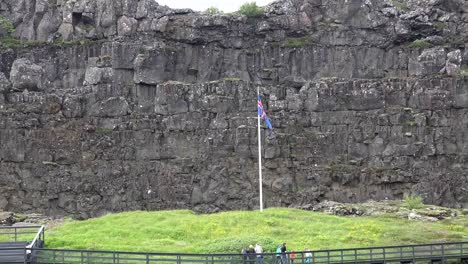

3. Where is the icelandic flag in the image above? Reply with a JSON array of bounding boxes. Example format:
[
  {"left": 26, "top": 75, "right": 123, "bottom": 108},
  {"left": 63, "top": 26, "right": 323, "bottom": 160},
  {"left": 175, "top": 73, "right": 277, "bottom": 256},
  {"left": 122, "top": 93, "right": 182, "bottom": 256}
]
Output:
[{"left": 257, "top": 96, "right": 273, "bottom": 129}]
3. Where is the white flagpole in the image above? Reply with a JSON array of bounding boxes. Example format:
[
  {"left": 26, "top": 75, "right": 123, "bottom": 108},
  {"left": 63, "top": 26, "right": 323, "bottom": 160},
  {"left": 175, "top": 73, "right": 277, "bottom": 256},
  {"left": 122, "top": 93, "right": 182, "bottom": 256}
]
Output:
[{"left": 257, "top": 86, "right": 263, "bottom": 212}]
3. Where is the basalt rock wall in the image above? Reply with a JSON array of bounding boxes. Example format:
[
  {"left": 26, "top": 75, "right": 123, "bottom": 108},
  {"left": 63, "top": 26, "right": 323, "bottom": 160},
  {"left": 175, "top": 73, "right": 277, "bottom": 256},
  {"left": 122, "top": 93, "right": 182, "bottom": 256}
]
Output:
[{"left": 0, "top": 0, "right": 467, "bottom": 218}]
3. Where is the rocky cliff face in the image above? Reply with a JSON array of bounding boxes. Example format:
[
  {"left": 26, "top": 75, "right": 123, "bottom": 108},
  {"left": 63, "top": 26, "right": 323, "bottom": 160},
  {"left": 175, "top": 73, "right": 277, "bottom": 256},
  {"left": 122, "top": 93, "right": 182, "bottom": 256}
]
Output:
[{"left": 0, "top": 0, "right": 467, "bottom": 218}]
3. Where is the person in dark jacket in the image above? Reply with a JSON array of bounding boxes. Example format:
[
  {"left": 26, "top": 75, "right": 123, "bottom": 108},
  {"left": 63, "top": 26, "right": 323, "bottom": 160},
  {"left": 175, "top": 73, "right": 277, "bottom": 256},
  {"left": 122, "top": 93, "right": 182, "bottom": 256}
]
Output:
[
  {"left": 242, "top": 247, "right": 247, "bottom": 264},
  {"left": 281, "top": 243, "right": 287, "bottom": 264},
  {"left": 247, "top": 245, "right": 256, "bottom": 264}
]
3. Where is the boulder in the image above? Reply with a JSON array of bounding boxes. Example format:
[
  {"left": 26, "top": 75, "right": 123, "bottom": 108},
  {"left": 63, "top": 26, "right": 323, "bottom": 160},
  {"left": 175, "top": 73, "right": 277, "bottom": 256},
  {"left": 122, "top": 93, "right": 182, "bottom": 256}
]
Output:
[
  {"left": 89, "top": 96, "right": 130, "bottom": 117},
  {"left": 84, "top": 66, "right": 113, "bottom": 85},
  {"left": 0, "top": 212, "right": 15, "bottom": 225},
  {"left": 408, "top": 48, "right": 446, "bottom": 76},
  {"left": 117, "top": 16, "right": 137, "bottom": 36},
  {"left": 0, "top": 72, "right": 11, "bottom": 92},
  {"left": 9, "top": 58, "right": 44, "bottom": 91},
  {"left": 444, "top": 50, "right": 462, "bottom": 76},
  {"left": 408, "top": 212, "right": 438, "bottom": 221}
]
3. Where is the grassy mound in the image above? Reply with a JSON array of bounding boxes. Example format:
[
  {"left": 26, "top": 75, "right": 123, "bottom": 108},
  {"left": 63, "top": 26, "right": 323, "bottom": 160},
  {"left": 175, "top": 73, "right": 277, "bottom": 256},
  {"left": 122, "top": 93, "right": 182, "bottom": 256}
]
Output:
[{"left": 45, "top": 208, "right": 468, "bottom": 253}]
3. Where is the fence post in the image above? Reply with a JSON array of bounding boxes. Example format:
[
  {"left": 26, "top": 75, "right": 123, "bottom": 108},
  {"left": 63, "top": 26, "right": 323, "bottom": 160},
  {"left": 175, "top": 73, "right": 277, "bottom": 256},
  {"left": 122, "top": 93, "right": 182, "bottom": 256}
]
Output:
[
  {"left": 146, "top": 253, "right": 150, "bottom": 264},
  {"left": 442, "top": 244, "right": 445, "bottom": 263}
]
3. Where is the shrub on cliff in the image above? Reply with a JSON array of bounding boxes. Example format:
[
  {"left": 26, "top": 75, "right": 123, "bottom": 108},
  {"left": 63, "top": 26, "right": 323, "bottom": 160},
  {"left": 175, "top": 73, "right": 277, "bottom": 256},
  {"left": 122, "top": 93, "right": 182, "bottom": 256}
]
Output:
[
  {"left": 0, "top": 16, "right": 15, "bottom": 35},
  {"left": 403, "top": 193, "right": 424, "bottom": 209},
  {"left": 0, "top": 16, "right": 21, "bottom": 50},
  {"left": 238, "top": 2, "right": 264, "bottom": 17},
  {"left": 206, "top": 7, "right": 223, "bottom": 15}
]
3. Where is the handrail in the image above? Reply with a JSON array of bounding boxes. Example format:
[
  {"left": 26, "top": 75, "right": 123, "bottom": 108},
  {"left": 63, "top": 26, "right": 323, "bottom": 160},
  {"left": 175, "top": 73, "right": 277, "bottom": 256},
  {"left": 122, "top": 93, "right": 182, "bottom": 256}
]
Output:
[
  {"left": 0, "top": 226, "right": 43, "bottom": 229},
  {"left": 0, "top": 240, "right": 467, "bottom": 264},
  {"left": 0, "top": 225, "right": 43, "bottom": 243},
  {"left": 27, "top": 225, "right": 44, "bottom": 249},
  {"left": 21, "top": 241, "right": 468, "bottom": 256}
]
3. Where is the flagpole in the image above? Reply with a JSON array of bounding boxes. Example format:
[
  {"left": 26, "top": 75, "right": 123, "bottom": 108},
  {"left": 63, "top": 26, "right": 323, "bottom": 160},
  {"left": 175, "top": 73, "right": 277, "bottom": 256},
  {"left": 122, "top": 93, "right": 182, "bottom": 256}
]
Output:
[{"left": 257, "top": 86, "right": 263, "bottom": 212}]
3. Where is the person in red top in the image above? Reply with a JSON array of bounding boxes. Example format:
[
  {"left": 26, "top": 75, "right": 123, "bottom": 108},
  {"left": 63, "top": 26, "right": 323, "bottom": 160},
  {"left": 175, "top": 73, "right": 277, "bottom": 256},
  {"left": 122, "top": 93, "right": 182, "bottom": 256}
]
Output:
[{"left": 289, "top": 251, "right": 296, "bottom": 264}]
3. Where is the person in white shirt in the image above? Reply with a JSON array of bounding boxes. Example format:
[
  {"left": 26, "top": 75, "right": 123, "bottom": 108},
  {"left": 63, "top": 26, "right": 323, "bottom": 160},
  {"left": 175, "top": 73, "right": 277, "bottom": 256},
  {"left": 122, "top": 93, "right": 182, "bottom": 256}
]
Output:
[
  {"left": 305, "top": 248, "right": 312, "bottom": 264},
  {"left": 255, "top": 244, "right": 263, "bottom": 264}
]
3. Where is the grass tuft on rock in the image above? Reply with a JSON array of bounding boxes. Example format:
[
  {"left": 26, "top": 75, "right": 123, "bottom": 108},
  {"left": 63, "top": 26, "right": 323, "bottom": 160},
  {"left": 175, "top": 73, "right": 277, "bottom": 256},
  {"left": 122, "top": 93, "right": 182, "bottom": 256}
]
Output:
[
  {"left": 284, "top": 37, "right": 313, "bottom": 48},
  {"left": 408, "top": 40, "right": 433, "bottom": 49},
  {"left": 461, "top": 68, "right": 468, "bottom": 77},
  {"left": 390, "top": 0, "right": 409, "bottom": 12}
]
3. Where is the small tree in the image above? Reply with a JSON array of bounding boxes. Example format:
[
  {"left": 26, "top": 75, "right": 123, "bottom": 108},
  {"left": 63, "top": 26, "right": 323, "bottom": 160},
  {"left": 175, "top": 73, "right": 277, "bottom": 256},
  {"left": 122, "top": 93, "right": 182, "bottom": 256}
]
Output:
[
  {"left": 403, "top": 193, "right": 424, "bottom": 210},
  {"left": 0, "top": 16, "right": 15, "bottom": 35},
  {"left": 206, "top": 7, "right": 223, "bottom": 15},
  {"left": 238, "top": 2, "right": 264, "bottom": 17}
]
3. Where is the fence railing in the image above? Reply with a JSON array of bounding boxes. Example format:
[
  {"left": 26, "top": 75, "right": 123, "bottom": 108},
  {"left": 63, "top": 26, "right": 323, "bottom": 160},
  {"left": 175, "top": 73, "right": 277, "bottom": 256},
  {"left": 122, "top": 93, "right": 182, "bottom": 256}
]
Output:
[
  {"left": 9, "top": 241, "right": 466, "bottom": 264},
  {"left": 0, "top": 226, "right": 43, "bottom": 243},
  {"left": 27, "top": 226, "right": 45, "bottom": 249}
]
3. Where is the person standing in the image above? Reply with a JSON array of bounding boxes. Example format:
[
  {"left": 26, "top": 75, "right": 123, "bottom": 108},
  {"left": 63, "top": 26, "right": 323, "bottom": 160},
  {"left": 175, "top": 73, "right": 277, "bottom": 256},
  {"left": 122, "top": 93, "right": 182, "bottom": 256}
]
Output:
[
  {"left": 281, "top": 243, "right": 287, "bottom": 264},
  {"left": 247, "top": 245, "right": 256, "bottom": 264},
  {"left": 289, "top": 251, "right": 295, "bottom": 264},
  {"left": 305, "top": 248, "right": 312, "bottom": 264},
  {"left": 255, "top": 244, "right": 263, "bottom": 264},
  {"left": 276, "top": 245, "right": 282, "bottom": 264},
  {"left": 242, "top": 247, "right": 247, "bottom": 264}
]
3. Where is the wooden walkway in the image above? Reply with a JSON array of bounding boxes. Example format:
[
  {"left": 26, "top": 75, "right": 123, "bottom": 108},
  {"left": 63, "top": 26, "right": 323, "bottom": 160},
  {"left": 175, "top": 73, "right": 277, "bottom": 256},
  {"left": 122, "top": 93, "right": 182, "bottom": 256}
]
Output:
[{"left": 1, "top": 241, "right": 465, "bottom": 264}]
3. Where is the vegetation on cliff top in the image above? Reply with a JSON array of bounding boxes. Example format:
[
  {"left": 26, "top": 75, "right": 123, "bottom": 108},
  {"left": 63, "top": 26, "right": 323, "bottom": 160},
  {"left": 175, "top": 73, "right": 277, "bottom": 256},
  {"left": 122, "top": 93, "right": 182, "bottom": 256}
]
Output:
[
  {"left": 238, "top": 2, "right": 264, "bottom": 17},
  {"left": 45, "top": 206, "right": 468, "bottom": 254}
]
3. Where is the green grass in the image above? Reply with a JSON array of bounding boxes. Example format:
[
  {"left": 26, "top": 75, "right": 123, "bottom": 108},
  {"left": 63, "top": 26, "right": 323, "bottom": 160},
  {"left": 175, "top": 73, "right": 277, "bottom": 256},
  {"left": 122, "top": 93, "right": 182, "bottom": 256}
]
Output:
[
  {"left": 95, "top": 127, "right": 114, "bottom": 134},
  {"left": 408, "top": 39, "right": 433, "bottom": 49},
  {"left": 45, "top": 208, "right": 468, "bottom": 253},
  {"left": 390, "top": 0, "right": 409, "bottom": 12},
  {"left": 284, "top": 37, "right": 313, "bottom": 48},
  {"left": 461, "top": 68, "right": 468, "bottom": 77},
  {"left": 223, "top": 77, "right": 242, "bottom": 81},
  {"left": 434, "top": 22, "right": 445, "bottom": 31}
]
